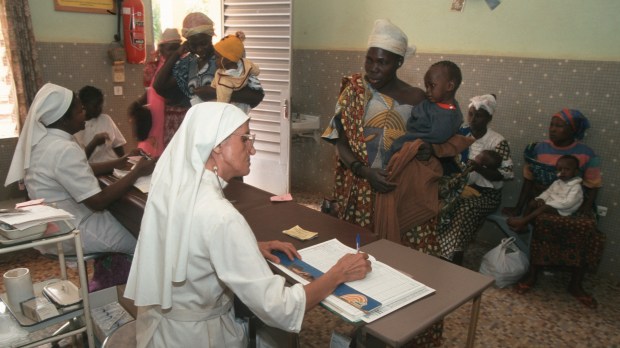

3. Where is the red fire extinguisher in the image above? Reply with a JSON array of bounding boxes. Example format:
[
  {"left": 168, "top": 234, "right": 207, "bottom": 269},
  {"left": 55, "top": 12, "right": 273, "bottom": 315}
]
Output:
[{"left": 122, "top": 0, "right": 146, "bottom": 64}]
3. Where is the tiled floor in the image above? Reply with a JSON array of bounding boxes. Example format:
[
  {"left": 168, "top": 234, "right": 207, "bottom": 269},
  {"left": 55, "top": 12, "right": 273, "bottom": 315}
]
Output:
[
  {"left": 293, "top": 192, "right": 620, "bottom": 348},
  {"left": 1, "top": 193, "right": 619, "bottom": 347}
]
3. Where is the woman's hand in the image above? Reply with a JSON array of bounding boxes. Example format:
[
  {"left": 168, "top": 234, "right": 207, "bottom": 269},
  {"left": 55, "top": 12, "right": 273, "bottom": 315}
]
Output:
[
  {"left": 91, "top": 132, "right": 109, "bottom": 147},
  {"left": 534, "top": 198, "right": 546, "bottom": 208},
  {"left": 360, "top": 167, "right": 396, "bottom": 193},
  {"left": 258, "top": 240, "right": 301, "bottom": 264},
  {"left": 576, "top": 204, "right": 595, "bottom": 218},
  {"left": 193, "top": 85, "right": 217, "bottom": 101},
  {"left": 175, "top": 41, "right": 190, "bottom": 57},
  {"left": 329, "top": 253, "right": 372, "bottom": 283},
  {"left": 132, "top": 157, "right": 156, "bottom": 177}
]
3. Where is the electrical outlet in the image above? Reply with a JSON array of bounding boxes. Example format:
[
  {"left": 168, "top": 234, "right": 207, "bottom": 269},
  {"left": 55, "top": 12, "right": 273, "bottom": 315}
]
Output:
[
  {"left": 113, "top": 86, "right": 123, "bottom": 96},
  {"left": 597, "top": 206, "right": 608, "bottom": 217}
]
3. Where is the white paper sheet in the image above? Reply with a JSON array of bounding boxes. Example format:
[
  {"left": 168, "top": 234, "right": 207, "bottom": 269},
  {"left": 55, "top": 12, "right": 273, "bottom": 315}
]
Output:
[{"left": 112, "top": 169, "right": 152, "bottom": 193}]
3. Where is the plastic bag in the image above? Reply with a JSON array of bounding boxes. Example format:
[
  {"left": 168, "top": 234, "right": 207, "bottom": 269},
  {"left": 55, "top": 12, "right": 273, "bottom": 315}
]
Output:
[{"left": 479, "top": 237, "right": 529, "bottom": 288}]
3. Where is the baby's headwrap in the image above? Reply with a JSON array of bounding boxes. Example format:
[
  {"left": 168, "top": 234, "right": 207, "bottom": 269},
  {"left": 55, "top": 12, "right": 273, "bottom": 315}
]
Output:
[
  {"left": 182, "top": 12, "right": 215, "bottom": 38},
  {"left": 553, "top": 108, "right": 590, "bottom": 140},
  {"left": 469, "top": 94, "right": 497, "bottom": 116},
  {"left": 367, "top": 19, "right": 416, "bottom": 58},
  {"left": 125, "top": 102, "right": 249, "bottom": 309},
  {"left": 5, "top": 83, "right": 73, "bottom": 186}
]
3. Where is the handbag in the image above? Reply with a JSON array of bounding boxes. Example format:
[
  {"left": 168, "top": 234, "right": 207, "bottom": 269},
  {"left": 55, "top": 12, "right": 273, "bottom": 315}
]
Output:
[{"left": 479, "top": 237, "right": 529, "bottom": 288}]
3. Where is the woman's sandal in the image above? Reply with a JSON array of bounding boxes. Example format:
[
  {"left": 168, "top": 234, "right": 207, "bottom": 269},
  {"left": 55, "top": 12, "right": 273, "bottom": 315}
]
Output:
[
  {"left": 514, "top": 282, "right": 533, "bottom": 295},
  {"left": 572, "top": 293, "right": 598, "bottom": 309}
]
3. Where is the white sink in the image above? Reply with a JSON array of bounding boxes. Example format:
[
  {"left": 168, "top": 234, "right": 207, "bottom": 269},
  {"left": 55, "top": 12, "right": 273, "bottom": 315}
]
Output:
[{"left": 292, "top": 114, "right": 320, "bottom": 132}]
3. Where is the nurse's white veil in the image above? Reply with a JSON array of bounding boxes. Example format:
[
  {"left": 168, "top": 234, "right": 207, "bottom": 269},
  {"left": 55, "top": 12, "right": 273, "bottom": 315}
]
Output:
[
  {"left": 125, "top": 102, "right": 249, "bottom": 309},
  {"left": 5, "top": 83, "right": 73, "bottom": 186}
]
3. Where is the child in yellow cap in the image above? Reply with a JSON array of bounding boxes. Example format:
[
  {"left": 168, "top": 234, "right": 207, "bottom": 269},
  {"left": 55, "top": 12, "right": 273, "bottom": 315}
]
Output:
[{"left": 211, "top": 31, "right": 261, "bottom": 114}]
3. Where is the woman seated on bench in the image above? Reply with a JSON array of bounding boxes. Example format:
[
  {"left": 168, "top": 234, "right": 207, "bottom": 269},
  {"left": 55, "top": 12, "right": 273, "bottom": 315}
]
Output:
[
  {"left": 502, "top": 109, "right": 604, "bottom": 309},
  {"left": 437, "top": 94, "right": 513, "bottom": 265}
]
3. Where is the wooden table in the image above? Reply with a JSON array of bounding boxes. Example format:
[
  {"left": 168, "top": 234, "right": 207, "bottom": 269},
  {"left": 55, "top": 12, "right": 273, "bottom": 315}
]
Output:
[
  {"left": 98, "top": 177, "right": 290, "bottom": 239},
  {"left": 360, "top": 240, "right": 494, "bottom": 348},
  {"left": 100, "top": 177, "right": 492, "bottom": 347}
]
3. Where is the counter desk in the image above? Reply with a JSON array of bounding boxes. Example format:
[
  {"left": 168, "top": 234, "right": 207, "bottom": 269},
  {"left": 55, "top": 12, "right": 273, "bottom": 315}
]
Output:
[{"left": 99, "top": 177, "right": 492, "bottom": 347}]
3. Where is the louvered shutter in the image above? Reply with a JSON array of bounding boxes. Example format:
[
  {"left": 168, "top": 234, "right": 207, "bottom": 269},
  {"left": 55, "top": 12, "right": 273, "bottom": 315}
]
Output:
[{"left": 222, "top": 0, "right": 292, "bottom": 194}]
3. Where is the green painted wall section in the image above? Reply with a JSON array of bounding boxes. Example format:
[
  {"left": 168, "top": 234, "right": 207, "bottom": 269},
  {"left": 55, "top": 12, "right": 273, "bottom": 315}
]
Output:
[
  {"left": 292, "top": 0, "right": 620, "bottom": 61},
  {"left": 29, "top": 0, "right": 153, "bottom": 45},
  {"left": 30, "top": 0, "right": 620, "bottom": 61}
]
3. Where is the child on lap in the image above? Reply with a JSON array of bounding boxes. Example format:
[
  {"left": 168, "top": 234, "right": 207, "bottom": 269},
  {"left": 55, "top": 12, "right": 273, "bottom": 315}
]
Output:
[{"left": 507, "top": 154, "right": 583, "bottom": 232}]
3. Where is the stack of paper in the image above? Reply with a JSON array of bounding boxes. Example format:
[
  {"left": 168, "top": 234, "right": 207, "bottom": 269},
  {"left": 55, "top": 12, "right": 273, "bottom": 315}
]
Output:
[
  {"left": 0, "top": 205, "right": 73, "bottom": 239},
  {"left": 270, "top": 238, "right": 435, "bottom": 323}
]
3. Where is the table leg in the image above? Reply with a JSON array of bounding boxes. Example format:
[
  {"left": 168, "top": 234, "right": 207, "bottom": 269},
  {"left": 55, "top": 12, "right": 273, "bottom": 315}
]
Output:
[{"left": 466, "top": 294, "right": 482, "bottom": 348}]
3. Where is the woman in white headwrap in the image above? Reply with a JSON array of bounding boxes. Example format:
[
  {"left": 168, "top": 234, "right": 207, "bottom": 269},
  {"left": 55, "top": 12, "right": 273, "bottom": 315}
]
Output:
[
  {"left": 321, "top": 18, "right": 426, "bottom": 224},
  {"left": 320, "top": 19, "right": 469, "bottom": 346},
  {"left": 438, "top": 94, "right": 514, "bottom": 264},
  {"left": 125, "top": 102, "right": 370, "bottom": 347},
  {"left": 153, "top": 12, "right": 264, "bottom": 146},
  {"left": 4, "top": 83, "right": 155, "bottom": 255}
]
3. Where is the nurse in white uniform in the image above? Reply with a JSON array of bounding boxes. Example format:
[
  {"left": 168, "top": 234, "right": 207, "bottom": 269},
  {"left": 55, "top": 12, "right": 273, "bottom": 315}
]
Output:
[
  {"left": 4, "top": 83, "right": 155, "bottom": 254},
  {"left": 125, "top": 102, "right": 372, "bottom": 347}
]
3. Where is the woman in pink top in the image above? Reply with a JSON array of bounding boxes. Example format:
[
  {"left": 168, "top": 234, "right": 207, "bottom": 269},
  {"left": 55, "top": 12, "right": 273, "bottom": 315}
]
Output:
[{"left": 131, "top": 28, "right": 182, "bottom": 157}]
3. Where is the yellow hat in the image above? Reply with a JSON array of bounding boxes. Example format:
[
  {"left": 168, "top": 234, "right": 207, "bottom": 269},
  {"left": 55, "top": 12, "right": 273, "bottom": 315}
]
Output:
[{"left": 214, "top": 33, "right": 245, "bottom": 63}]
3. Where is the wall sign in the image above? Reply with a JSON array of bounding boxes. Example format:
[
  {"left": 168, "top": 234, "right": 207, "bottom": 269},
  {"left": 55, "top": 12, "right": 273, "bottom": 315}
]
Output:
[{"left": 54, "top": 0, "right": 116, "bottom": 14}]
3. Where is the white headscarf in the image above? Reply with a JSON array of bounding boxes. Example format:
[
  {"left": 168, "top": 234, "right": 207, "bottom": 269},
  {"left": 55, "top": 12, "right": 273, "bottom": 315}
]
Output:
[
  {"left": 469, "top": 94, "right": 497, "bottom": 116},
  {"left": 367, "top": 19, "right": 416, "bottom": 58},
  {"left": 125, "top": 102, "right": 249, "bottom": 309},
  {"left": 5, "top": 83, "right": 73, "bottom": 186}
]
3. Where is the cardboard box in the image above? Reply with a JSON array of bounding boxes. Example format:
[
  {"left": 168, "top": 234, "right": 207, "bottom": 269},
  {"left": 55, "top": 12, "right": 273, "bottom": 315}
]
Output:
[{"left": 88, "top": 285, "right": 136, "bottom": 344}]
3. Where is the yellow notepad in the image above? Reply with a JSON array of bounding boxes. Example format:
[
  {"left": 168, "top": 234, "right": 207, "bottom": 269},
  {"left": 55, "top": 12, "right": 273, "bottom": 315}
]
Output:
[{"left": 283, "top": 225, "right": 318, "bottom": 241}]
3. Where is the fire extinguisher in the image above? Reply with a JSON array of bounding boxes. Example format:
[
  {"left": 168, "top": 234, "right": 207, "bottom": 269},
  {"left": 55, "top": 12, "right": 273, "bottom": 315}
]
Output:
[{"left": 122, "top": 0, "right": 146, "bottom": 64}]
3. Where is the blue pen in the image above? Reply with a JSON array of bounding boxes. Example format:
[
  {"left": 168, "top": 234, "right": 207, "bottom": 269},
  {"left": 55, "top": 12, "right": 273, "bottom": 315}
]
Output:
[{"left": 356, "top": 233, "right": 360, "bottom": 253}]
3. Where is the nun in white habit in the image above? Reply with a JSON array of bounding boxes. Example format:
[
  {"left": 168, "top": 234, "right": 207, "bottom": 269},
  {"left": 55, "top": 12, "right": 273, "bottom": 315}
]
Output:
[
  {"left": 125, "top": 102, "right": 371, "bottom": 347},
  {"left": 4, "top": 83, "right": 153, "bottom": 255}
]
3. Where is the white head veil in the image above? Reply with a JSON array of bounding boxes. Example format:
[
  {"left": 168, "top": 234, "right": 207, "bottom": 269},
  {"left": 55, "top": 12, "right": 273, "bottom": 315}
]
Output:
[
  {"left": 469, "top": 94, "right": 497, "bottom": 116},
  {"left": 125, "top": 102, "right": 249, "bottom": 309},
  {"left": 367, "top": 19, "right": 416, "bottom": 58},
  {"left": 5, "top": 83, "right": 73, "bottom": 186}
]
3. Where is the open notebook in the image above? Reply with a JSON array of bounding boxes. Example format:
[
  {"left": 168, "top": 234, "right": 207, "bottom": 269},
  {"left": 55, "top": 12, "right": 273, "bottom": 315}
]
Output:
[{"left": 270, "top": 238, "right": 435, "bottom": 323}]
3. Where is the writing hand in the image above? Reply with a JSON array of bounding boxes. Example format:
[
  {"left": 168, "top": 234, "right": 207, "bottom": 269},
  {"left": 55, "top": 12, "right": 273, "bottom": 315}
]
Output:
[
  {"left": 132, "top": 157, "right": 156, "bottom": 177},
  {"left": 330, "top": 253, "right": 372, "bottom": 283}
]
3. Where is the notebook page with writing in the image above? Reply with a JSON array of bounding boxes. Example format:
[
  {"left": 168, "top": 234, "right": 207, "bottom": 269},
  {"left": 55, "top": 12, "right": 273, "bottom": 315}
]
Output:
[{"left": 270, "top": 238, "right": 435, "bottom": 323}]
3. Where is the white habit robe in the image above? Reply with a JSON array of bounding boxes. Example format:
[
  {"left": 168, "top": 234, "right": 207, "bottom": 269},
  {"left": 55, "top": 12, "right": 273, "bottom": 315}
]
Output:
[{"left": 132, "top": 172, "right": 305, "bottom": 347}]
